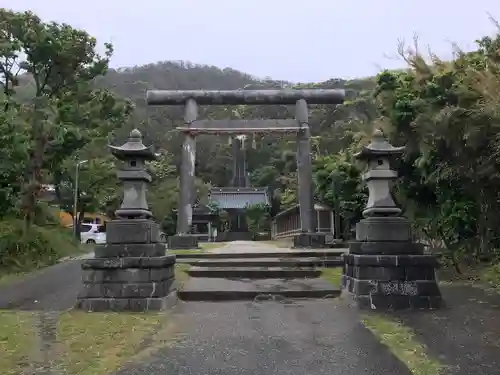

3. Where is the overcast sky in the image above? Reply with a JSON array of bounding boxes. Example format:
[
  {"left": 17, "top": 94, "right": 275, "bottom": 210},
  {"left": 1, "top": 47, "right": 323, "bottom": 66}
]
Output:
[{"left": 5, "top": 0, "right": 500, "bottom": 82}]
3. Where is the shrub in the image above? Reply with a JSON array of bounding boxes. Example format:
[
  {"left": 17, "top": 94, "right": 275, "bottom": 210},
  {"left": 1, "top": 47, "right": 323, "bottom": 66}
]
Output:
[
  {"left": 33, "top": 202, "right": 64, "bottom": 226},
  {"left": 483, "top": 262, "right": 500, "bottom": 290},
  {"left": 0, "top": 218, "right": 82, "bottom": 272}
]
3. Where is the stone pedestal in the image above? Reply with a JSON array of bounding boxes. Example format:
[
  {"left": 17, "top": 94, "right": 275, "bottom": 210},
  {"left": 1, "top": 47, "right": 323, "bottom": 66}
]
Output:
[
  {"left": 77, "top": 218, "right": 177, "bottom": 312},
  {"left": 106, "top": 219, "right": 161, "bottom": 244},
  {"left": 341, "top": 253, "right": 442, "bottom": 309},
  {"left": 293, "top": 233, "right": 328, "bottom": 249},
  {"left": 342, "top": 217, "right": 442, "bottom": 310},
  {"left": 168, "top": 234, "right": 199, "bottom": 250},
  {"left": 76, "top": 254, "right": 177, "bottom": 312},
  {"left": 341, "top": 129, "right": 442, "bottom": 310},
  {"left": 94, "top": 243, "right": 166, "bottom": 258}
]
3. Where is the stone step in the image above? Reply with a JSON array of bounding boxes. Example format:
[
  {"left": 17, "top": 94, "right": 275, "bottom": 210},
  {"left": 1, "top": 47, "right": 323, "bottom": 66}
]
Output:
[
  {"left": 176, "top": 257, "right": 343, "bottom": 268},
  {"left": 186, "top": 266, "right": 322, "bottom": 279},
  {"left": 172, "top": 249, "right": 347, "bottom": 259},
  {"left": 178, "top": 277, "right": 340, "bottom": 302}
]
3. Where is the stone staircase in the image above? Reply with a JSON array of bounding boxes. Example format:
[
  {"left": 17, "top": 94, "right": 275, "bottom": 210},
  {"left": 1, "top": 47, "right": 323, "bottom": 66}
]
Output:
[{"left": 175, "top": 246, "right": 346, "bottom": 302}]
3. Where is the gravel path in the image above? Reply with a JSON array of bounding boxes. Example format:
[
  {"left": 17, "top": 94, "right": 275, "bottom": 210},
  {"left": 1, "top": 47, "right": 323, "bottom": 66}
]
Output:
[
  {"left": 393, "top": 283, "right": 500, "bottom": 375},
  {"left": 116, "top": 299, "right": 411, "bottom": 375}
]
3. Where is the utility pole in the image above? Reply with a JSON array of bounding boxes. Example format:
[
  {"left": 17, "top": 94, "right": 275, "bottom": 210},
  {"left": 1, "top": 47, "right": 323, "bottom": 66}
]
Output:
[{"left": 73, "top": 160, "right": 88, "bottom": 237}]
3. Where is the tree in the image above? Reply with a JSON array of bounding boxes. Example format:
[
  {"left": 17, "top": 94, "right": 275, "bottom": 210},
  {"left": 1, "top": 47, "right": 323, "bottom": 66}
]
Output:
[
  {"left": 245, "top": 203, "right": 271, "bottom": 236},
  {"left": 0, "top": 9, "right": 118, "bottom": 226},
  {"left": 55, "top": 157, "right": 117, "bottom": 238},
  {"left": 0, "top": 100, "right": 29, "bottom": 216},
  {"left": 313, "top": 152, "right": 367, "bottom": 240},
  {"left": 374, "top": 32, "right": 500, "bottom": 269}
]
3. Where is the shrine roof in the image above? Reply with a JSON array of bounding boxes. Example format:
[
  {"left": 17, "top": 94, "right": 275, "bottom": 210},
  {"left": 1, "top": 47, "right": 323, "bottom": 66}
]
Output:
[{"left": 209, "top": 187, "right": 270, "bottom": 209}]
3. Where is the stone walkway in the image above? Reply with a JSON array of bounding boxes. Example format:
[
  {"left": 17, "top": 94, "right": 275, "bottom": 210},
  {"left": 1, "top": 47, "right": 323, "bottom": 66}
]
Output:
[
  {"left": 207, "top": 240, "right": 289, "bottom": 253},
  {"left": 117, "top": 299, "right": 411, "bottom": 375},
  {"left": 178, "top": 241, "right": 342, "bottom": 302}
]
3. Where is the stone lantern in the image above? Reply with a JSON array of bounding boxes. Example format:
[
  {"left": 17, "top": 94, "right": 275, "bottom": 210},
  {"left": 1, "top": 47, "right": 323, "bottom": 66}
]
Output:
[
  {"left": 76, "top": 129, "right": 177, "bottom": 312},
  {"left": 109, "top": 128, "right": 156, "bottom": 220},
  {"left": 357, "top": 129, "right": 405, "bottom": 218},
  {"left": 341, "top": 129, "right": 442, "bottom": 310}
]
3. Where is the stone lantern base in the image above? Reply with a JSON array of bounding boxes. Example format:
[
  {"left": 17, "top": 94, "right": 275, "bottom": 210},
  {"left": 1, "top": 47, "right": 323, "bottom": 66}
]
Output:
[
  {"left": 341, "top": 217, "right": 443, "bottom": 310},
  {"left": 168, "top": 234, "right": 199, "bottom": 250},
  {"left": 76, "top": 219, "right": 177, "bottom": 312},
  {"left": 293, "top": 233, "right": 329, "bottom": 249},
  {"left": 76, "top": 255, "right": 177, "bottom": 312}
]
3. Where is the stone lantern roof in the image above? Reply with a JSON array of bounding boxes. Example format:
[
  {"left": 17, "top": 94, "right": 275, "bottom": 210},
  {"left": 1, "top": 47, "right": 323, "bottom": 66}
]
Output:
[
  {"left": 109, "top": 129, "right": 157, "bottom": 161},
  {"left": 354, "top": 129, "right": 405, "bottom": 160}
]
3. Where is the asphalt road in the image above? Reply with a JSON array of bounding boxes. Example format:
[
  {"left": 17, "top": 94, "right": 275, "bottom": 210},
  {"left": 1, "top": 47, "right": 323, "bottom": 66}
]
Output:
[
  {"left": 116, "top": 299, "right": 411, "bottom": 375},
  {"left": 0, "top": 257, "right": 87, "bottom": 311}
]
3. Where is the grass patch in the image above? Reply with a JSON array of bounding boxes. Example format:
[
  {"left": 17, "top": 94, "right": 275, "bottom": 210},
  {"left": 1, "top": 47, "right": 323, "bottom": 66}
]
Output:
[
  {"left": 175, "top": 263, "right": 191, "bottom": 286},
  {"left": 56, "top": 311, "right": 164, "bottom": 375},
  {"left": 0, "top": 311, "right": 35, "bottom": 375},
  {"left": 1, "top": 310, "right": 176, "bottom": 375},
  {"left": 260, "top": 239, "right": 292, "bottom": 248},
  {"left": 200, "top": 242, "right": 226, "bottom": 250},
  {"left": 362, "top": 314, "right": 444, "bottom": 375},
  {"left": 480, "top": 263, "right": 500, "bottom": 291},
  {"left": 320, "top": 267, "right": 342, "bottom": 287},
  {"left": 0, "top": 271, "right": 30, "bottom": 286},
  {"left": 169, "top": 249, "right": 205, "bottom": 255},
  {"left": 168, "top": 242, "right": 226, "bottom": 255}
]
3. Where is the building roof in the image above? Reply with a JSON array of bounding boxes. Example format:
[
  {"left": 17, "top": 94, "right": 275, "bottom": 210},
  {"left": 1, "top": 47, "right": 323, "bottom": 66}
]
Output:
[{"left": 209, "top": 187, "right": 269, "bottom": 209}]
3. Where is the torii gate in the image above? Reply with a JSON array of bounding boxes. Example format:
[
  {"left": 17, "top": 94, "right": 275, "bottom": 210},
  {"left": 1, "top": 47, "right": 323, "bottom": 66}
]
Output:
[{"left": 146, "top": 89, "right": 345, "bottom": 249}]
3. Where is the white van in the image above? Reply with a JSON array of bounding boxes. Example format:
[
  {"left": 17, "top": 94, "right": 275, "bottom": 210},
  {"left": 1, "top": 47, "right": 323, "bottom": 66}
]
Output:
[{"left": 80, "top": 223, "right": 106, "bottom": 244}]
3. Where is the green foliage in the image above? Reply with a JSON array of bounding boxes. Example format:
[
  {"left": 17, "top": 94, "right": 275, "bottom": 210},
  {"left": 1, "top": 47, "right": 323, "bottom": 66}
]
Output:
[
  {"left": 245, "top": 203, "right": 271, "bottom": 234},
  {"left": 313, "top": 152, "right": 367, "bottom": 239},
  {"left": 0, "top": 8, "right": 130, "bottom": 227},
  {"left": 0, "top": 219, "right": 81, "bottom": 271},
  {"left": 0, "top": 101, "right": 29, "bottom": 216},
  {"left": 374, "top": 31, "right": 500, "bottom": 270},
  {"left": 482, "top": 263, "right": 500, "bottom": 290},
  {"left": 0, "top": 9, "right": 131, "bottom": 272},
  {"left": 57, "top": 157, "right": 118, "bottom": 221}
]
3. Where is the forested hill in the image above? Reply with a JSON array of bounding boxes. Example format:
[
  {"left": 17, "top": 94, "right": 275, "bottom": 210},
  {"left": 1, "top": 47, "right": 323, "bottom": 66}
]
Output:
[
  {"left": 88, "top": 61, "right": 377, "bottom": 234},
  {"left": 98, "top": 60, "right": 373, "bottom": 99},
  {"left": 96, "top": 61, "right": 376, "bottom": 141}
]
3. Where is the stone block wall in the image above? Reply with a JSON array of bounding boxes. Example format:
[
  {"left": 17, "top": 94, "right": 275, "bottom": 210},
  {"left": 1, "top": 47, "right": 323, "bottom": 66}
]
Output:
[
  {"left": 76, "top": 254, "right": 177, "bottom": 312},
  {"left": 293, "top": 233, "right": 328, "bottom": 248},
  {"left": 168, "top": 235, "right": 199, "bottom": 249},
  {"left": 342, "top": 254, "right": 442, "bottom": 309}
]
